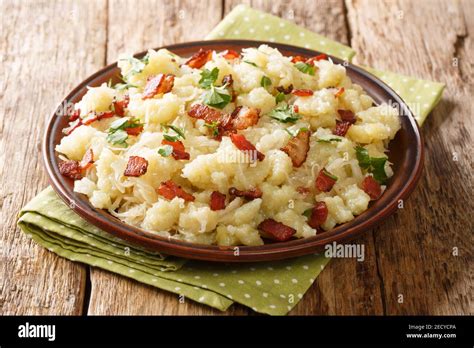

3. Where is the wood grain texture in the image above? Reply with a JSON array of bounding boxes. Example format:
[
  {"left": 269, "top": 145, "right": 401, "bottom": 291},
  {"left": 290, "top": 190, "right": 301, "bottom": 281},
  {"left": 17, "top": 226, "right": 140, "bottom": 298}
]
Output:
[
  {"left": 0, "top": 0, "right": 107, "bottom": 314},
  {"left": 346, "top": 0, "right": 473, "bottom": 315},
  {"left": 1, "top": 0, "right": 472, "bottom": 316}
]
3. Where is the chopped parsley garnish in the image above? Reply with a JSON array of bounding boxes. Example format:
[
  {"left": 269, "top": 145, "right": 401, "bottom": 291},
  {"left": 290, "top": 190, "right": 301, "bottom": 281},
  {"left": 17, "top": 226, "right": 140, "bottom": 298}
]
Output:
[
  {"left": 355, "top": 146, "right": 388, "bottom": 183},
  {"left": 275, "top": 92, "right": 286, "bottom": 103},
  {"left": 119, "top": 55, "right": 149, "bottom": 81},
  {"left": 295, "top": 62, "right": 316, "bottom": 75},
  {"left": 317, "top": 138, "right": 343, "bottom": 144},
  {"left": 243, "top": 60, "right": 258, "bottom": 67},
  {"left": 158, "top": 144, "right": 174, "bottom": 157},
  {"left": 261, "top": 76, "right": 272, "bottom": 88},
  {"left": 106, "top": 117, "right": 143, "bottom": 146},
  {"left": 269, "top": 105, "right": 301, "bottom": 124},
  {"left": 199, "top": 67, "right": 219, "bottom": 89},
  {"left": 203, "top": 85, "right": 231, "bottom": 109},
  {"left": 204, "top": 121, "right": 220, "bottom": 136},
  {"left": 161, "top": 124, "right": 185, "bottom": 141}
]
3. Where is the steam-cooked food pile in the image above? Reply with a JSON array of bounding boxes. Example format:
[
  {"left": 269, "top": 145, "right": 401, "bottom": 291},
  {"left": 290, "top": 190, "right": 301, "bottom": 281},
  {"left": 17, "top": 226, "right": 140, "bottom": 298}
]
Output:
[{"left": 56, "top": 45, "right": 401, "bottom": 246}]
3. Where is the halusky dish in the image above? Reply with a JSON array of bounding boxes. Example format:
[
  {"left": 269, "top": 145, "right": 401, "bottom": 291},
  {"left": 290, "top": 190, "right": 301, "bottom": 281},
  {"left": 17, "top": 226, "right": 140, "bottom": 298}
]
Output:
[{"left": 56, "top": 45, "right": 401, "bottom": 246}]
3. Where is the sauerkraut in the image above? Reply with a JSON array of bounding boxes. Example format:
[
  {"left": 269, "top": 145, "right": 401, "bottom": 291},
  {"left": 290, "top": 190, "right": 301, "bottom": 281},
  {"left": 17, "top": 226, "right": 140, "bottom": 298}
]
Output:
[{"left": 56, "top": 45, "right": 401, "bottom": 246}]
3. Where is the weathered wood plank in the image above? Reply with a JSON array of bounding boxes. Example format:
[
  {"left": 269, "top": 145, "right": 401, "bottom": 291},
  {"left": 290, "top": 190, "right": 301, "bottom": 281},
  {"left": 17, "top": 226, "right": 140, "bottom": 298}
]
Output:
[
  {"left": 225, "top": 0, "right": 385, "bottom": 315},
  {"left": 346, "top": 0, "right": 473, "bottom": 315},
  {"left": 0, "top": 0, "right": 107, "bottom": 314},
  {"left": 86, "top": 0, "right": 241, "bottom": 315}
]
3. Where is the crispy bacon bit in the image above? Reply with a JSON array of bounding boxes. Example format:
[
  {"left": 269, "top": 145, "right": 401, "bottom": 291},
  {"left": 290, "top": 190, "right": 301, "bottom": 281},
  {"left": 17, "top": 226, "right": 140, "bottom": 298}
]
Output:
[
  {"left": 63, "top": 119, "right": 82, "bottom": 135},
  {"left": 291, "top": 89, "right": 314, "bottom": 97},
  {"left": 113, "top": 95, "right": 129, "bottom": 117},
  {"left": 162, "top": 139, "right": 190, "bottom": 160},
  {"left": 221, "top": 74, "right": 234, "bottom": 87},
  {"left": 362, "top": 176, "right": 382, "bottom": 200},
  {"left": 316, "top": 169, "right": 337, "bottom": 192},
  {"left": 307, "top": 202, "right": 329, "bottom": 229},
  {"left": 258, "top": 219, "right": 296, "bottom": 242},
  {"left": 69, "top": 109, "right": 81, "bottom": 122},
  {"left": 337, "top": 109, "right": 356, "bottom": 124},
  {"left": 276, "top": 84, "right": 294, "bottom": 94},
  {"left": 82, "top": 111, "right": 114, "bottom": 125},
  {"left": 184, "top": 49, "right": 212, "bottom": 69},
  {"left": 291, "top": 55, "right": 306, "bottom": 63},
  {"left": 297, "top": 186, "right": 311, "bottom": 195},
  {"left": 333, "top": 120, "right": 352, "bottom": 136},
  {"left": 229, "top": 187, "right": 263, "bottom": 199},
  {"left": 142, "top": 74, "right": 175, "bottom": 99},
  {"left": 229, "top": 133, "right": 265, "bottom": 161},
  {"left": 281, "top": 129, "right": 311, "bottom": 167},
  {"left": 79, "top": 148, "right": 94, "bottom": 170},
  {"left": 59, "top": 160, "right": 83, "bottom": 180},
  {"left": 125, "top": 126, "right": 144, "bottom": 136},
  {"left": 124, "top": 156, "right": 148, "bottom": 177},
  {"left": 306, "top": 54, "right": 327, "bottom": 65},
  {"left": 210, "top": 191, "right": 226, "bottom": 211},
  {"left": 293, "top": 105, "right": 300, "bottom": 113},
  {"left": 334, "top": 87, "right": 345, "bottom": 98},
  {"left": 222, "top": 49, "right": 240, "bottom": 60},
  {"left": 232, "top": 106, "right": 260, "bottom": 130},
  {"left": 157, "top": 180, "right": 195, "bottom": 202}
]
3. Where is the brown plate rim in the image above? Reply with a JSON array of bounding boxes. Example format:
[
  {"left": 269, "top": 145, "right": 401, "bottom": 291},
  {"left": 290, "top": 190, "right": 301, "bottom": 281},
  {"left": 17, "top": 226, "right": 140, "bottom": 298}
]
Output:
[{"left": 43, "top": 39, "right": 424, "bottom": 262}]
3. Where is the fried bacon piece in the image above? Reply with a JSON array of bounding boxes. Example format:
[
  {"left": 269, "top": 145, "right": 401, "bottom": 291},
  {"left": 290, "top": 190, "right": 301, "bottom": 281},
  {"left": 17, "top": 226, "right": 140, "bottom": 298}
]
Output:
[
  {"left": 334, "top": 87, "right": 345, "bottom": 98},
  {"left": 307, "top": 202, "right": 329, "bottom": 229},
  {"left": 291, "top": 55, "right": 306, "bottom": 63},
  {"left": 306, "top": 53, "right": 327, "bottom": 65},
  {"left": 125, "top": 126, "right": 144, "bottom": 136},
  {"left": 316, "top": 169, "right": 337, "bottom": 192},
  {"left": 222, "top": 49, "right": 240, "bottom": 60},
  {"left": 82, "top": 111, "right": 114, "bottom": 125},
  {"left": 63, "top": 119, "right": 82, "bottom": 135},
  {"left": 229, "top": 187, "right": 263, "bottom": 200},
  {"left": 59, "top": 160, "right": 83, "bottom": 180},
  {"left": 157, "top": 180, "right": 195, "bottom": 202},
  {"left": 361, "top": 176, "right": 382, "bottom": 200},
  {"left": 184, "top": 49, "right": 212, "bottom": 69},
  {"left": 258, "top": 219, "right": 296, "bottom": 242},
  {"left": 79, "top": 148, "right": 94, "bottom": 171},
  {"left": 293, "top": 105, "right": 300, "bottom": 113},
  {"left": 162, "top": 139, "right": 190, "bottom": 160},
  {"left": 337, "top": 109, "right": 356, "bottom": 124},
  {"left": 142, "top": 74, "right": 175, "bottom": 99},
  {"left": 231, "top": 106, "right": 260, "bottom": 130},
  {"left": 281, "top": 129, "right": 311, "bottom": 167},
  {"left": 210, "top": 191, "right": 226, "bottom": 211},
  {"left": 276, "top": 84, "right": 294, "bottom": 94},
  {"left": 229, "top": 133, "right": 265, "bottom": 161},
  {"left": 291, "top": 89, "right": 314, "bottom": 97},
  {"left": 113, "top": 95, "right": 130, "bottom": 116},
  {"left": 124, "top": 156, "right": 148, "bottom": 177},
  {"left": 333, "top": 120, "right": 352, "bottom": 136}
]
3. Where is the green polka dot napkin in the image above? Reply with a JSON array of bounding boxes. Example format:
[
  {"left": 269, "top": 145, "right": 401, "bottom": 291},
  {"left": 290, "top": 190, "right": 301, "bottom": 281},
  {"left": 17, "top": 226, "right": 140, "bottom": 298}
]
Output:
[{"left": 18, "top": 4, "right": 444, "bottom": 316}]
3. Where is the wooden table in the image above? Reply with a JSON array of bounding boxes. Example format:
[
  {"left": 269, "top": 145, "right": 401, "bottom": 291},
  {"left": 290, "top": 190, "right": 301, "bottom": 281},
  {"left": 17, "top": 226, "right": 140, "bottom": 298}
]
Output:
[{"left": 1, "top": 0, "right": 472, "bottom": 315}]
